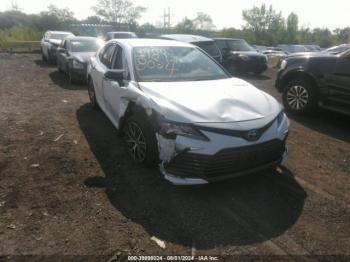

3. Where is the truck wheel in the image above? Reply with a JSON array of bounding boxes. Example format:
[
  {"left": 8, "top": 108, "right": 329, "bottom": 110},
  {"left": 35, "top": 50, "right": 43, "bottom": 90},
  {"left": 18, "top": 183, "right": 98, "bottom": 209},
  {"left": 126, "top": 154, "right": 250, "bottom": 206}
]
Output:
[
  {"left": 123, "top": 114, "right": 159, "bottom": 167},
  {"left": 282, "top": 78, "right": 318, "bottom": 115},
  {"left": 228, "top": 63, "right": 238, "bottom": 75}
]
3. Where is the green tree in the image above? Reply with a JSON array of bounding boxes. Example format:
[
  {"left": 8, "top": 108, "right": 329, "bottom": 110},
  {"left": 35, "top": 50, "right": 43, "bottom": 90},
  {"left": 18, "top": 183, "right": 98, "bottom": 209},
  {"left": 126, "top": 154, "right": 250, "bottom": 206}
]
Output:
[
  {"left": 92, "top": 0, "right": 146, "bottom": 28},
  {"left": 83, "top": 16, "right": 104, "bottom": 24},
  {"left": 286, "top": 13, "right": 298, "bottom": 43},
  {"left": 43, "top": 4, "right": 76, "bottom": 23},
  {"left": 312, "top": 28, "right": 336, "bottom": 47},
  {"left": 242, "top": 4, "right": 286, "bottom": 45},
  {"left": 174, "top": 17, "right": 196, "bottom": 34},
  {"left": 193, "top": 12, "right": 216, "bottom": 30},
  {"left": 334, "top": 27, "right": 350, "bottom": 43}
]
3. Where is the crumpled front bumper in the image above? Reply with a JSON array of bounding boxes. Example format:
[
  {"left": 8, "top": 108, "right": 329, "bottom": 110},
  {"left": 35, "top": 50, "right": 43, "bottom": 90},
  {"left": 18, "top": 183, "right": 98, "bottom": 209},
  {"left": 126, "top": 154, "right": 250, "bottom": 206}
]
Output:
[
  {"left": 157, "top": 116, "right": 289, "bottom": 185},
  {"left": 160, "top": 144, "right": 288, "bottom": 186}
]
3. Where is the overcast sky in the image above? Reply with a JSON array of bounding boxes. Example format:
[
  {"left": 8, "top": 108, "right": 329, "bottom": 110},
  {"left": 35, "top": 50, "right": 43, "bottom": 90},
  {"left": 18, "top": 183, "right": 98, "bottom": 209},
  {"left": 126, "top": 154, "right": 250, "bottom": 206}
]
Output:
[{"left": 0, "top": 0, "right": 348, "bottom": 30}]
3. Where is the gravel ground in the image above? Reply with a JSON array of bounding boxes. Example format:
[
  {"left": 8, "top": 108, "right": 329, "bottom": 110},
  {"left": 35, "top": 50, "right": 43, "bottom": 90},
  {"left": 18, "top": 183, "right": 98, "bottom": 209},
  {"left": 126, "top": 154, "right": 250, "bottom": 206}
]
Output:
[{"left": 0, "top": 53, "right": 349, "bottom": 261}]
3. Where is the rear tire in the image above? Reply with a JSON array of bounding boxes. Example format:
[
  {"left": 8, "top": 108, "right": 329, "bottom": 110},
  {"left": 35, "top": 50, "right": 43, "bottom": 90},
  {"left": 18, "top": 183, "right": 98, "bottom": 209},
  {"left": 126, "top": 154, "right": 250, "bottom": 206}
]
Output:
[
  {"left": 123, "top": 114, "right": 159, "bottom": 167},
  {"left": 282, "top": 78, "right": 318, "bottom": 115}
]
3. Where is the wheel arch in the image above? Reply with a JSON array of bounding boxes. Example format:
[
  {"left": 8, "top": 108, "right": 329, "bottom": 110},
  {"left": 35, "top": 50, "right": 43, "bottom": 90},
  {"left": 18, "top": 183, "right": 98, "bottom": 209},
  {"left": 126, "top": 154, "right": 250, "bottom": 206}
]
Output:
[
  {"left": 281, "top": 70, "right": 319, "bottom": 92},
  {"left": 118, "top": 102, "right": 161, "bottom": 135}
]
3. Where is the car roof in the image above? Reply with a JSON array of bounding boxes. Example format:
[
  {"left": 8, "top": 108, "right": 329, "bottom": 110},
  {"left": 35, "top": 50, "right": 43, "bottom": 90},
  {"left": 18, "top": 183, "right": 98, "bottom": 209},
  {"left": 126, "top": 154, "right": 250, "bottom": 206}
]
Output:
[
  {"left": 107, "top": 31, "right": 136, "bottom": 34},
  {"left": 213, "top": 38, "right": 244, "bottom": 41},
  {"left": 47, "top": 31, "right": 73, "bottom": 34},
  {"left": 65, "top": 36, "right": 98, "bottom": 41},
  {"left": 160, "top": 34, "right": 213, "bottom": 43},
  {"left": 109, "top": 38, "right": 195, "bottom": 48}
]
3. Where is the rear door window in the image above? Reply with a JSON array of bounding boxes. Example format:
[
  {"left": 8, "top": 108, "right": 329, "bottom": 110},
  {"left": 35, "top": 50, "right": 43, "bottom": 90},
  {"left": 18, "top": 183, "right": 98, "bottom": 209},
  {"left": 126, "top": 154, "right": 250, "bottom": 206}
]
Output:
[
  {"left": 215, "top": 40, "right": 228, "bottom": 51},
  {"left": 195, "top": 41, "right": 221, "bottom": 57}
]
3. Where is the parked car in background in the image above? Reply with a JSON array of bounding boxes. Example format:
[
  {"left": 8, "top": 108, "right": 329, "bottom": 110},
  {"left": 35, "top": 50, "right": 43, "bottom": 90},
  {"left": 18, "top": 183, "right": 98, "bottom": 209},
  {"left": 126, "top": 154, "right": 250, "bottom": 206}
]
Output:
[
  {"left": 276, "top": 49, "right": 350, "bottom": 116},
  {"left": 57, "top": 36, "right": 103, "bottom": 83},
  {"left": 253, "top": 45, "right": 268, "bottom": 52},
  {"left": 87, "top": 39, "right": 289, "bottom": 185},
  {"left": 322, "top": 44, "right": 350, "bottom": 55},
  {"left": 105, "top": 32, "right": 138, "bottom": 41},
  {"left": 41, "top": 31, "right": 74, "bottom": 63},
  {"left": 214, "top": 38, "right": 268, "bottom": 75},
  {"left": 304, "top": 45, "right": 321, "bottom": 52},
  {"left": 262, "top": 49, "right": 287, "bottom": 68},
  {"left": 160, "top": 34, "right": 222, "bottom": 63},
  {"left": 277, "top": 44, "right": 308, "bottom": 55}
]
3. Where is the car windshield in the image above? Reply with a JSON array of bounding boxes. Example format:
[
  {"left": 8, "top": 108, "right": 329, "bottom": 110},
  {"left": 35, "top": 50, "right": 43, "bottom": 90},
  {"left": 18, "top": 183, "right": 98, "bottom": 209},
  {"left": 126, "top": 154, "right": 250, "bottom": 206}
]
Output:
[
  {"left": 323, "top": 45, "right": 350, "bottom": 54},
  {"left": 284, "top": 45, "right": 308, "bottom": 53},
  {"left": 194, "top": 41, "right": 221, "bottom": 57},
  {"left": 226, "top": 40, "right": 254, "bottom": 52},
  {"left": 50, "top": 33, "right": 72, "bottom": 40},
  {"left": 133, "top": 46, "right": 229, "bottom": 82},
  {"left": 70, "top": 39, "right": 102, "bottom": 52}
]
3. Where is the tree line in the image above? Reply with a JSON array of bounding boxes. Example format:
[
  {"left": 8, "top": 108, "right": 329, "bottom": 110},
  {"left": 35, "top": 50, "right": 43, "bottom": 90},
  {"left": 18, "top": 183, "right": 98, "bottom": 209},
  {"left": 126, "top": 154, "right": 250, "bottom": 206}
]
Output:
[{"left": 0, "top": 0, "right": 349, "bottom": 48}]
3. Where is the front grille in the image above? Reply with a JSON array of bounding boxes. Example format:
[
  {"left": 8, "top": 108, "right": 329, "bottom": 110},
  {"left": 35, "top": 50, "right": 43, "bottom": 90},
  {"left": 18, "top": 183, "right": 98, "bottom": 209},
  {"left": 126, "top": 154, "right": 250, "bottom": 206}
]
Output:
[{"left": 165, "top": 139, "right": 285, "bottom": 179}]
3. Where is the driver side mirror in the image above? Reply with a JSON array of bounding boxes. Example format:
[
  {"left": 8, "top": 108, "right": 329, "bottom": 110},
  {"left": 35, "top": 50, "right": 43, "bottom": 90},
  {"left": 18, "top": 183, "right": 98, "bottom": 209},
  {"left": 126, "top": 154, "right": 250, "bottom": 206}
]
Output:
[
  {"left": 57, "top": 48, "right": 66, "bottom": 54},
  {"left": 104, "top": 69, "right": 125, "bottom": 82}
]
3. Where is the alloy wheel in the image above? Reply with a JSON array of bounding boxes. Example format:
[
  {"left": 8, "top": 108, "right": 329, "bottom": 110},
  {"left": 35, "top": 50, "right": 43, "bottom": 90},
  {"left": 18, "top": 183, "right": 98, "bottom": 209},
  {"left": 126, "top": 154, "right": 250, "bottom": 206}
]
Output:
[
  {"left": 286, "top": 85, "right": 309, "bottom": 110},
  {"left": 124, "top": 122, "right": 147, "bottom": 163}
]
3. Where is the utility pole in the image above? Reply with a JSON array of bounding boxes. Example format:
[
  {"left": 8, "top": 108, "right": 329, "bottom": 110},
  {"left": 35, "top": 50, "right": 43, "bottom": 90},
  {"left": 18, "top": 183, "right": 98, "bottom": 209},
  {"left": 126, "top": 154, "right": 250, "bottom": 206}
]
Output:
[
  {"left": 163, "top": 8, "right": 171, "bottom": 29},
  {"left": 10, "top": 0, "right": 21, "bottom": 11}
]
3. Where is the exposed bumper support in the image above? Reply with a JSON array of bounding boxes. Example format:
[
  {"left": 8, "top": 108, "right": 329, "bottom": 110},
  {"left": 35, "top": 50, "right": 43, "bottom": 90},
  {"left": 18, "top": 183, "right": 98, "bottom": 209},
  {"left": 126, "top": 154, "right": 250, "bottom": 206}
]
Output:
[{"left": 160, "top": 163, "right": 209, "bottom": 185}]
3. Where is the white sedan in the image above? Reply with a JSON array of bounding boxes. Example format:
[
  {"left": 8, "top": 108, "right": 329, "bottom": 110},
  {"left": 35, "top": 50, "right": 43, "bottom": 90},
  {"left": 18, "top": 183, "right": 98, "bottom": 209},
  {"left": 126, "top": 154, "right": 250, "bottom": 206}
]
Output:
[{"left": 87, "top": 39, "right": 289, "bottom": 185}]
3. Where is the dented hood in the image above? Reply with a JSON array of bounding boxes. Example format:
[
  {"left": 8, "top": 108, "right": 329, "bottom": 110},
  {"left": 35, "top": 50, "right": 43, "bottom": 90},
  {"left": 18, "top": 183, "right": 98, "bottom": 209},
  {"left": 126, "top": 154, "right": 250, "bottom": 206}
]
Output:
[{"left": 138, "top": 77, "right": 280, "bottom": 123}]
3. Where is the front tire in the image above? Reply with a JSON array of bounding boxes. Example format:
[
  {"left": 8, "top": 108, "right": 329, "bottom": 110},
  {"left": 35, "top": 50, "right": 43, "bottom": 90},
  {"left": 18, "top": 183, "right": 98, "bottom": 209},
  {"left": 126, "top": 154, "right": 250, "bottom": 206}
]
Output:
[
  {"left": 123, "top": 115, "right": 159, "bottom": 167},
  {"left": 42, "top": 52, "right": 47, "bottom": 62},
  {"left": 68, "top": 72, "right": 76, "bottom": 84},
  {"left": 58, "top": 63, "right": 63, "bottom": 73},
  {"left": 87, "top": 79, "right": 99, "bottom": 110},
  {"left": 282, "top": 78, "right": 317, "bottom": 115},
  {"left": 227, "top": 63, "right": 238, "bottom": 75}
]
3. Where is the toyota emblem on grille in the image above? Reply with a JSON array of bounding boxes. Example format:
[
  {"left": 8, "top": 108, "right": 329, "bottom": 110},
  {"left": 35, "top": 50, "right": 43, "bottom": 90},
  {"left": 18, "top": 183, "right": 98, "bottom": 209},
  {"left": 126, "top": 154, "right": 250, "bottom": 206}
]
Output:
[{"left": 246, "top": 129, "right": 259, "bottom": 141}]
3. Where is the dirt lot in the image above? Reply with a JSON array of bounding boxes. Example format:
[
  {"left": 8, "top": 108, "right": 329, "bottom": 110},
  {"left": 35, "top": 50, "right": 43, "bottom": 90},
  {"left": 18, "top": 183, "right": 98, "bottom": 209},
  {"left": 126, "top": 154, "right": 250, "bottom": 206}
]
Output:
[{"left": 0, "top": 53, "right": 350, "bottom": 260}]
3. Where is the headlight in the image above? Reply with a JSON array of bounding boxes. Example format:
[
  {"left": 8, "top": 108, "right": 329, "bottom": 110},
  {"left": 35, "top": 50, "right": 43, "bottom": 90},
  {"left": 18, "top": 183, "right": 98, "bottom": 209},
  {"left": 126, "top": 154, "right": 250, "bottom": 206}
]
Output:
[
  {"left": 49, "top": 44, "right": 58, "bottom": 50},
  {"left": 72, "top": 60, "right": 84, "bottom": 69},
  {"left": 159, "top": 122, "right": 209, "bottom": 141},
  {"left": 238, "top": 54, "right": 250, "bottom": 61},
  {"left": 277, "top": 110, "right": 286, "bottom": 126},
  {"left": 280, "top": 60, "right": 287, "bottom": 70}
]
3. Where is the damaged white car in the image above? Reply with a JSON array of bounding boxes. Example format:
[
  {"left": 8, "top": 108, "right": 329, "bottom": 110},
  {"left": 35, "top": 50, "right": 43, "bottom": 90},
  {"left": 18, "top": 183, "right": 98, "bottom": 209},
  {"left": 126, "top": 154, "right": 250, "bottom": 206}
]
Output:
[{"left": 87, "top": 39, "right": 289, "bottom": 185}]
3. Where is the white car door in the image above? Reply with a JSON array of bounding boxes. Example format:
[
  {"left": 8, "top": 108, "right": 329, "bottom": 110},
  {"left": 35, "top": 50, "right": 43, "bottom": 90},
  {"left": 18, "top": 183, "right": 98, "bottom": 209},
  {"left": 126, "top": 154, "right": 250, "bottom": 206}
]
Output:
[
  {"left": 102, "top": 44, "right": 129, "bottom": 129},
  {"left": 91, "top": 43, "right": 117, "bottom": 112}
]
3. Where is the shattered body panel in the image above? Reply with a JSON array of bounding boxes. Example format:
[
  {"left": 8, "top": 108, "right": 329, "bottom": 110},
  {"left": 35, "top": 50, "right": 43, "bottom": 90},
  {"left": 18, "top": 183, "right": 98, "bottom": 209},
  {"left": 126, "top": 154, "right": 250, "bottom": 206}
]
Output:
[{"left": 87, "top": 39, "right": 290, "bottom": 185}]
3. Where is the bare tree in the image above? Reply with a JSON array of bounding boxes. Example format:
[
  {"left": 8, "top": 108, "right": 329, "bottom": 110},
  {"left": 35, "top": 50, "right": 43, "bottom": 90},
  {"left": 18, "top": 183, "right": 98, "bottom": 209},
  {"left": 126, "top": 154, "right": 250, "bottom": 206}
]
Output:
[
  {"left": 193, "top": 12, "right": 216, "bottom": 30},
  {"left": 42, "top": 4, "right": 76, "bottom": 23},
  {"left": 92, "top": 0, "right": 146, "bottom": 28}
]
